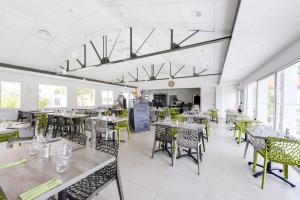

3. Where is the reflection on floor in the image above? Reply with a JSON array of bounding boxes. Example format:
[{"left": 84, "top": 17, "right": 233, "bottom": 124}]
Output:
[{"left": 96, "top": 120, "right": 300, "bottom": 200}]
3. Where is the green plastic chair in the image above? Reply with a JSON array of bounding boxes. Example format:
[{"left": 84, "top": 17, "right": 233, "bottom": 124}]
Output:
[
  {"left": 103, "top": 110, "right": 111, "bottom": 116},
  {"left": 235, "top": 120, "right": 260, "bottom": 144},
  {"left": 175, "top": 114, "right": 187, "bottom": 123},
  {"left": 168, "top": 108, "right": 179, "bottom": 120},
  {"left": 209, "top": 109, "right": 218, "bottom": 123},
  {"left": 116, "top": 112, "right": 130, "bottom": 144},
  {"left": 0, "top": 130, "right": 19, "bottom": 143},
  {"left": 38, "top": 113, "right": 48, "bottom": 135},
  {"left": 253, "top": 137, "right": 300, "bottom": 189}
]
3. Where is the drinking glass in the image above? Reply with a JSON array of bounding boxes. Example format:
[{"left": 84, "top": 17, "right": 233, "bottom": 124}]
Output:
[
  {"left": 58, "top": 143, "right": 72, "bottom": 159},
  {"left": 56, "top": 159, "right": 68, "bottom": 174},
  {"left": 28, "top": 138, "right": 39, "bottom": 155}
]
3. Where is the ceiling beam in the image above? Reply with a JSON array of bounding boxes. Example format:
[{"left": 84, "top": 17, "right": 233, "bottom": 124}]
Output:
[
  {"left": 66, "top": 35, "right": 231, "bottom": 73},
  {"left": 0, "top": 62, "right": 136, "bottom": 88},
  {"left": 127, "top": 72, "right": 222, "bottom": 83}
]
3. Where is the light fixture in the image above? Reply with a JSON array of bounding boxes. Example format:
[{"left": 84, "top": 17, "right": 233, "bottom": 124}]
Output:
[
  {"left": 37, "top": 29, "right": 51, "bottom": 39},
  {"left": 192, "top": 10, "right": 202, "bottom": 17}
]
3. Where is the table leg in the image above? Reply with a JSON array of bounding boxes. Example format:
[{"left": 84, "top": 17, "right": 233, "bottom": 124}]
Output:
[{"left": 58, "top": 189, "right": 67, "bottom": 200}]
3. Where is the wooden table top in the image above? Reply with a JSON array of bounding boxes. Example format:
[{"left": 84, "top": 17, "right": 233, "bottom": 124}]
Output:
[{"left": 0, "top": 139, "right": 114, "bottom": 200}]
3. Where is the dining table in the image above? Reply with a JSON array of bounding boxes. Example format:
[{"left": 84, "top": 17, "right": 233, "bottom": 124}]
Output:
[
  {"left": 0, "top": 138, "right": 115, "bottom": 200},
  {"left": 90, "top": 116, "right": 128, "bottom": 142},
  {"left": 0, "top": 122, "right": 32, "bottom": 142}
]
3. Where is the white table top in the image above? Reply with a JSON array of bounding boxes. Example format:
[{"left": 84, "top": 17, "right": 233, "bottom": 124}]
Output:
[{"left": 90, "top": 116, "right": 127, "bottom": 123}]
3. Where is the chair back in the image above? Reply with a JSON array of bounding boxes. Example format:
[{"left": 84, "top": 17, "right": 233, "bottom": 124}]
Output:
[
  {"left": 177, "top": 127, "right": 200, "bottom": 149},
  {"left": 266, "top": 137, "right": 300, "bottom": 167},
  {"left": 84, "top": 117, "right": 93, "bottom": 132},
  {"left": 69, "top": 134, "right": 87, "bottom": 146},
  {"left": 155, "top": 124, "right": 173, "bottom": 142},
  {"left": 175, "top": 114, "right": 187, "bottom": 123},
  {"left": 38, "top": 113, "right": 48, "bottom": 128},
  {"left": 47, "top": 115, "right": 56, "bottom": 125},
  {"left": 94, "top": 121, "right": 109, "bottom": 139},
  {"left": 95, "top": 139, "right": 119, "bottom": 157}
]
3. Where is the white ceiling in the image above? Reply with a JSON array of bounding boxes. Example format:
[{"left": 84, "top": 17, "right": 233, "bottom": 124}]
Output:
[
  {"left": 221, "top": 0, "right": 300, "bottom": 84},
  {"left": 0, "top": 0, "right": 238, "bottom": 88}
]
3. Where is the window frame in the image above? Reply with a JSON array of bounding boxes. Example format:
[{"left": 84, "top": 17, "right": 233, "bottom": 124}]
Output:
[
  {"left": 76, "top": 87, "right": 96, "bottom": 108},
  {"left": 38, "top": 84, "right": 68, "bottom": 109},
  {"left": 101, "top": 90, "right": 114, "bottom": 105}
]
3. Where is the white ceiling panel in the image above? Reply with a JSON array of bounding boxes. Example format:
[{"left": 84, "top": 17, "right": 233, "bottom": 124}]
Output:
[
  {"left": 0, "top": 8, "right": 34, "bottom": 34},
  {"left": 0, "top": 0, "right": 239, "bottom": 89}
]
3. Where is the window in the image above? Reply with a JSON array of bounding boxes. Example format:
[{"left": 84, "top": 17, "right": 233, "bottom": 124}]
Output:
[
  {"left": 0, "top": 81, "right": 21, "bottom": 109},
  {"left": 246, "top": 82, "right": 257, "bottom": 118},
  {"left": 276, "top": 62, "right": 300, "bottom": 135},
  {"left": 257, "top": 75, "right": 275, "bottom": 127},
  {"left": 76, "top": 88, "right": 95, "bottom": 107},
  {"left": 39, "top": 84, "right": 67, "bottom": 108},
  {"left": 101, "top": 91, "right": 114, "bottom": 105}
]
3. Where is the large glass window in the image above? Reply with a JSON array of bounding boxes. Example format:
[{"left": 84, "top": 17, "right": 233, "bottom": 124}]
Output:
[
  {"left": 76, "top": 88, "right": 95, "bottom": 107},
  {"left": 0, "top": 81, "right": 21, "bottom": 109},
  {"left": 276, "top": 62, "right": 300, "bottom": 135},
  {"left": 101, "top": 91, "right": 114, "bottom": 105},
  {"left": 246, "top": 82, "right": 257, "bottom": 118},
  {"left": 257, "top": 75, "right": 275, "bottom": 127},
  {"left": 39, "top": 84, "right": 67, "bottom": 108}
]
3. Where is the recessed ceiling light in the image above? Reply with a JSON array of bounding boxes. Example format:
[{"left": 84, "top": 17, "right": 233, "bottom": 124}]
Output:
[
  {"left": 37, "top": 29, "right": 51, "bottom": 39},
  {"left": 192, "top": 10, "right": 202, "bottom": 17},
  {"left": 69, "top": 8, "right": 78, "bottom": 13}
]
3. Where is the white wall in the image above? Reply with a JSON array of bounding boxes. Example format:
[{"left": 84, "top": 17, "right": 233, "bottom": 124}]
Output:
[
  {"left": 240, "top": 37, "right": 300, "bottom": 88},
  {"left": 142, "top": 88, "right": 200, "bottom": 105},
  {"left": 0, "top": 69, "right": 132, "bottom": 120},
  {"left": 216, "top": 84, "right": 238, "bottom": 118},
  {"left": 201, "top": 87, "right": 216, "bottom": 111}
]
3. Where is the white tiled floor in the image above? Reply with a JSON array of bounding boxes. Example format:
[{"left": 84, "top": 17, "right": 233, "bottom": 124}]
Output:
[{"left": 95, "top": 121, "right": 300, "bottom": 200}]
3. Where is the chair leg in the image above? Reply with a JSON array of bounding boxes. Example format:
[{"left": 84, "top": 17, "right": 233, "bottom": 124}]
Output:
[
  {"left": 127, "top": 127, "right": 131, "bottom": 140},
  {"left": 253, "top": 149, "right": 258, "bottom": 173},
  {"left": 261, "top": 157, "right": 268, "bottom": 189},
  {"left": 283, "top": 164, "right": 288, "bottom": 179},
  {"left": 116, "top": 163, "right": 124, "bottom": 200},
  {"left": 238, "top": 129, "right": 242, "bottom": 144},
  {"left": 197, "top": 146, "right": 200, "bottom": 175},
  {"left": 172, "top": 142, "right": 177, "bottom": 167},
  {"left": 234, "top": 125, "right": 237, "bottom": 137},
  {"left": 201, "top": 134, "right": 205, "bottom": 152},
  {"left": 117, "top": 129, "right": 121, "bottom": 144},
  {"left": 151, "top": 139, "right": 156, "bottom": 159},
  {"left": 243, "top": 140, "right": 250, "bottom": 159}
]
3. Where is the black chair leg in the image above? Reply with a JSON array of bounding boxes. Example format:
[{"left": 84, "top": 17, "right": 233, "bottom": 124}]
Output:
[{"left": 116, "top": 164, "right": 124, "bottom": 200}]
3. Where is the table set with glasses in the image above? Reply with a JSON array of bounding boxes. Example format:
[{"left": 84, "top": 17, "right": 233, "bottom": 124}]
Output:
[
  {"left": 0, "top": 136, "right": 116, "bottom": 200},
  {"left": 0, "top": 121, "right": 32, "bottom": 142}
]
